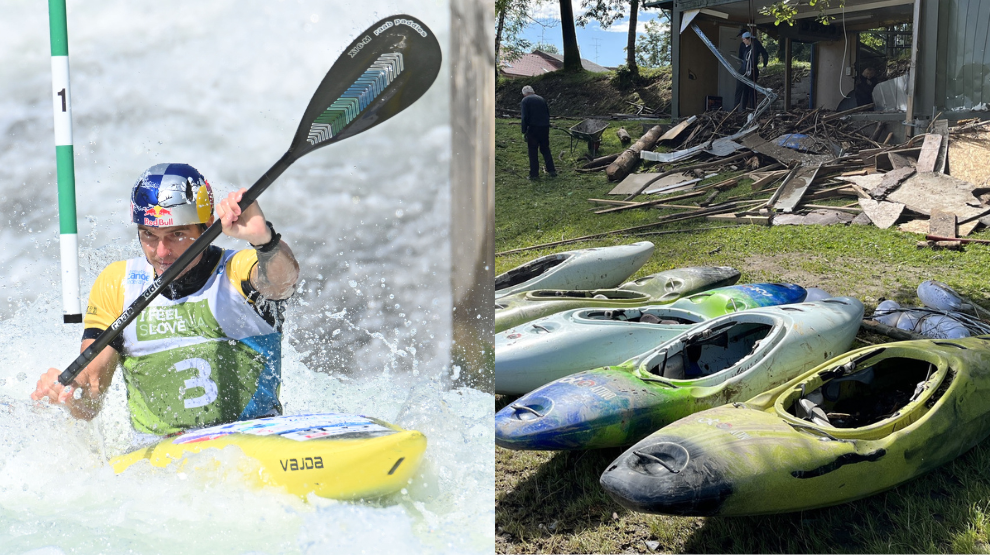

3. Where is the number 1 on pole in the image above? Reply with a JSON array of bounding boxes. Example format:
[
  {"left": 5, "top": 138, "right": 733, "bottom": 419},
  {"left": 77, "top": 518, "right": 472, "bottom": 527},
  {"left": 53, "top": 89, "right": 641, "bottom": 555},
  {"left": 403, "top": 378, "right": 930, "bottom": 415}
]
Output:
[{"left": 48, "top": 0, "right": 83, "bottom": 324}]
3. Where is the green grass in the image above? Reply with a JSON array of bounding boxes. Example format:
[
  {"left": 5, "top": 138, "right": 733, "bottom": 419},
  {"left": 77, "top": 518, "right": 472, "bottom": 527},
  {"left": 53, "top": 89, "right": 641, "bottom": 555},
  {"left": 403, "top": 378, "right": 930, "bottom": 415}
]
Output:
[{"left": 495, "top": 117, "right": 990, "bottom": 554}]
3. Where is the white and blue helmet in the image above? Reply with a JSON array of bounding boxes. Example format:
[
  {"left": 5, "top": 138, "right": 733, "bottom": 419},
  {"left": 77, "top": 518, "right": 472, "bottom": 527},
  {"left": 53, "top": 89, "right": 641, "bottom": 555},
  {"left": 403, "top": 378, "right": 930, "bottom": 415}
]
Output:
[{"left": 131, "top": 163, "right": 214, "bottom": 227}]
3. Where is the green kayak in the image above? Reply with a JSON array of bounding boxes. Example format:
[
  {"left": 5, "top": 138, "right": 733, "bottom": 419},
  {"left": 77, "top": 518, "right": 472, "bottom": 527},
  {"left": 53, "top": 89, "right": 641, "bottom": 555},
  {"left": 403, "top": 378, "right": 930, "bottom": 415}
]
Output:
[
  {"left": 495, "top": 266, "right": 740, "bottom": 333},
  {"left": 601, "top": 336, "right": 990, "bottom": 516}
]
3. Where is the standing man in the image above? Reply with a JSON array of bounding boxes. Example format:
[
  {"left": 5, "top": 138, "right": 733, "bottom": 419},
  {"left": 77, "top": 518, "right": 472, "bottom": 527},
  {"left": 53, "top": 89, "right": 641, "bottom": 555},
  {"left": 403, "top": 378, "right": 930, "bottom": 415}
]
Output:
[
  {"left": 734, "top": 31, "right": 769, "bottom": 111},
  {"left": 854, "top": 66, "right": 879, "bottom": 107},
  {"left": 520, "top": 85, "right": 557, "bottom": 180},
  {"left": 32, "top": 163, "right": 300, "bottom": 442}
]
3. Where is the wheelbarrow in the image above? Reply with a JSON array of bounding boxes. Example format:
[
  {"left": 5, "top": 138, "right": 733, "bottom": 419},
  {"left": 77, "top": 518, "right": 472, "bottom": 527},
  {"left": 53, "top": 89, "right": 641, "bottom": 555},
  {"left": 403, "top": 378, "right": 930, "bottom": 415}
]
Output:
[{"left": 558, "top": 119, "right": 610, "bottom": 158}]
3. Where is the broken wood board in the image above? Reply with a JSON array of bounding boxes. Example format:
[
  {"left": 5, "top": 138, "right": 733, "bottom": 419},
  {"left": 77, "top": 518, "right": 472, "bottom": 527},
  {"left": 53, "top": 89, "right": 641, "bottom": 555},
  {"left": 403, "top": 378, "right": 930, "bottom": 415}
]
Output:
[
  {"left": 929, "top": 209, "right": 957, "bottom": 239},
  {"left": 858, "top": 198, "right": 905, "bottom": 229},
  {"left": 644, "top": 177, "right": 703, "bottom": 195},
  {"left": 658, "top": 115, "right": 697, "bottom": 142},
  {"left": 749, "top": 170, "right": 789, "bottom": 191},
  {"left": 608, "top": 172, "right": 690, "bottom": 196},
  {"left": 933, "top": 119, "right": 949, "bottom": 173},
  {"left": 915, "top": 134, "right": 942, "bottom": 173},
  {"left": 773, "top": 164, "right": 821, "bottom": 213},
  {"left": 741, "top": 134, "right": 832, "bottom": 167},
  {"left": 875, "top": 148, "right": 920, "bottom": 171},
  {"left": 772, "top": 210, "right": 854, "bottom": 226},
  {"left": 948, "top": 129, "right": 990, "bottom": 187},
  {"left": 899, "top": 219, "right": 930, "bottom": 234},
  {"left": 959, "top": 219, "right": 980, "bottom": 236},
  {"left": 707, "top": 213, "right": 770, "bottom": 225},
  {"left": 837, "top": 174, "right": 885, "bottom": 191},
  {"left": 870, "top": 167, "right": 915, "bottom": 199},
  {"left": 886, "top": 172, "right": 990, "bottom": 222}
]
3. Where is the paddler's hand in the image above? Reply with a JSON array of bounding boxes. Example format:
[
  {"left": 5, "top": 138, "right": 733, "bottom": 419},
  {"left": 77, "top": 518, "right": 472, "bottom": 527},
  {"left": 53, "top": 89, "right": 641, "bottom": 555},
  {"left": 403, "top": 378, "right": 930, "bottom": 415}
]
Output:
[
  {"left": 31, "top": 367, "right": 78, "bottom": 404},
  {"left": 216, "top": 188, "right": 272, "bottom": 245}
]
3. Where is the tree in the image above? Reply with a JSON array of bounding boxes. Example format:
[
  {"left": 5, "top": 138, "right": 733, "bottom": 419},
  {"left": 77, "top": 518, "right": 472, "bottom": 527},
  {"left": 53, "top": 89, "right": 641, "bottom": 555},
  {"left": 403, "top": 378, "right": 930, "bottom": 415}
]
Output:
[
  {"left": 533, "top": 42, "right": 561, "bottom": 54},
  {"left": 634, "top": 12, "right": 670, "bottom": 68},
  {"left": 496, "top": 0, "right": 534, "bottom": 68},
  {"left": 559, "top": 0, "right": 584, "bottom": 72},
  {"left": 577, "top": 0, "right": 641, "bottom": 75},
  {"left": 761, "top": 0, "right": 846, "bottom": 25}
]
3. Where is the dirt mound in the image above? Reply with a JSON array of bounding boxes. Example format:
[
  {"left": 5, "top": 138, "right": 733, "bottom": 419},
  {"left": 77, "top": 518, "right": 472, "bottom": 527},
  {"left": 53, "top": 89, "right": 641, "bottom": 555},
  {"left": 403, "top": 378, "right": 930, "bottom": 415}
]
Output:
[{"left": 495, "top": 68, "right": 672, "bottom": 118}]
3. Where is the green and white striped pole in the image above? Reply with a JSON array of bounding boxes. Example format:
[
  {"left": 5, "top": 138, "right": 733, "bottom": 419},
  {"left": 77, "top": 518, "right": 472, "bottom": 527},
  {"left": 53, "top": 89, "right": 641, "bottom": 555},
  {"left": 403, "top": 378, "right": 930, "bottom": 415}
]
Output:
[{"left": 48, "top": 0, "right": 82, "bottom": 324}]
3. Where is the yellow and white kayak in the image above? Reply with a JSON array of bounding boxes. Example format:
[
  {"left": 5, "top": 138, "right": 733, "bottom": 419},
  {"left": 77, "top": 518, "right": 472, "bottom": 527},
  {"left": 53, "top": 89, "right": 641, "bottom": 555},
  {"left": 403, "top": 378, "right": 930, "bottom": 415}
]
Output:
[{"left": 110, "top": 413, "right": 426, "bottom": 500}]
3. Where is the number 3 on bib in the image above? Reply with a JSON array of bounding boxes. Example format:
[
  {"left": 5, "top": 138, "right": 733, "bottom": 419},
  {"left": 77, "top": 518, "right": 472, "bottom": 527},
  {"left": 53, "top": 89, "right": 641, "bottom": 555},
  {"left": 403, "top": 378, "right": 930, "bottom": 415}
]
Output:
[{"left": 173, "top": 358, "right": 219, "bottom": 409}]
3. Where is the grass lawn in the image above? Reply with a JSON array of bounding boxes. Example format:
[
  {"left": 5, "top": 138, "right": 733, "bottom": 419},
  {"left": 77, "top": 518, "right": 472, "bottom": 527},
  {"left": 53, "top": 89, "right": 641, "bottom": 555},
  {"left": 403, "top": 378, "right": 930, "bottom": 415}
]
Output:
[{"left": 494, "top": 116, "right": 990, "bottom": 554}]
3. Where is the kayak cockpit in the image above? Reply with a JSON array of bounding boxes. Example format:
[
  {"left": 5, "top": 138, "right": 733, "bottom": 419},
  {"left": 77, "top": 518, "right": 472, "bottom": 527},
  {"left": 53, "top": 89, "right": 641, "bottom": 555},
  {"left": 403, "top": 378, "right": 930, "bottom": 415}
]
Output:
[
  {"left": 635, "top": 321, "right": 776, "bottom": 382},
  {"left": 778, "top": 348, "right": 951, "bottom": 440},
  {"left": 495, "top": 253, "right": 570, "bottom": 291},
  {"left": 525, "top": 289, "right": 648, "bottom": 301},
  {"left": 579, "top": 307, "right": 703, "bottom": 325}
]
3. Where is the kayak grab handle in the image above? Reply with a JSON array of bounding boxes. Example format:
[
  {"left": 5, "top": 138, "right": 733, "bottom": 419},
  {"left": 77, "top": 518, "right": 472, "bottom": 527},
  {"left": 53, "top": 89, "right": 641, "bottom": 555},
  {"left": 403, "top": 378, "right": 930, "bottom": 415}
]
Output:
[{"left": 510, "top": 403, "right": 545, "bottom": 418}]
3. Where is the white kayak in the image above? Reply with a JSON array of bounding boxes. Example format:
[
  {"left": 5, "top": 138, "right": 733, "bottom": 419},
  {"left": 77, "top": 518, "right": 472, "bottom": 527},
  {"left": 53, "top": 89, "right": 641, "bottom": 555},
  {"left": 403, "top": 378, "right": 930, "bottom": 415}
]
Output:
[
  {"left": 495, "top": 242, "right": 655, "bottom": 299},
  {"left": 494, "top": 283, "right": 808, "bottom": 396}
]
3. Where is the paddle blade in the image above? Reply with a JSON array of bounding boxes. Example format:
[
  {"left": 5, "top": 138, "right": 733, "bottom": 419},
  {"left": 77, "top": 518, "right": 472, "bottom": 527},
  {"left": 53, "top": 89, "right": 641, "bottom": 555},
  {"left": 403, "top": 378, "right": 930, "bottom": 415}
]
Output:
[{"left": 290, "top": 15, "right": 442, "bottom": 158}]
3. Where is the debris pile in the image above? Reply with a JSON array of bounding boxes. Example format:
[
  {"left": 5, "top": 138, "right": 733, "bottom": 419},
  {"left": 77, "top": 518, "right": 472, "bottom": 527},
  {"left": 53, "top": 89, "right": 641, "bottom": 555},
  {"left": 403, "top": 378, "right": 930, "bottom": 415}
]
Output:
[{"left": 591, "top": 109, "right": 990, "bottom": 248}]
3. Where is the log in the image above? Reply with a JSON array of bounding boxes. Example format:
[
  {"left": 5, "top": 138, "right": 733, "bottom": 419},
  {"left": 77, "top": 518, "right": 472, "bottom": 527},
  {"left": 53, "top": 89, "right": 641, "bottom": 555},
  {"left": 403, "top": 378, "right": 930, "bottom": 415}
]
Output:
[
  {"left": 606, "top": 125, "right": 665, "bottom": 183},
  {"left": 860, "top": 319, "right": 926, "bottom": 341},
  {"left": 580, "top": 153, "right": 620, "bottom": 170},
  {"left": 616, "top": 127, "right": 631, "bottom": 144}
]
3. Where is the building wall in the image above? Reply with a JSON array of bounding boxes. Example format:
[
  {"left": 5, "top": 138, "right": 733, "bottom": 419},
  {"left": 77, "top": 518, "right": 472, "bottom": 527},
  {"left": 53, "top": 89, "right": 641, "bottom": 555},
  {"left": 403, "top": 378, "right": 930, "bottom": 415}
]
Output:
[
  {"left": 813, "top": 38, "right": 856, "bottom": 111},
  {"left": 679, "top": 20, "right": 721, "bottom": 116}
]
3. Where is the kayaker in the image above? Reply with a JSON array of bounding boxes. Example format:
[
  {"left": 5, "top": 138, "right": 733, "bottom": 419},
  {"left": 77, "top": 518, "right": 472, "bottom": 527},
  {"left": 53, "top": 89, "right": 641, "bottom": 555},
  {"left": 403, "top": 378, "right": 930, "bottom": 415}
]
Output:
[{"left": 31, "top": 163, "right": 300, "bottom": 443}]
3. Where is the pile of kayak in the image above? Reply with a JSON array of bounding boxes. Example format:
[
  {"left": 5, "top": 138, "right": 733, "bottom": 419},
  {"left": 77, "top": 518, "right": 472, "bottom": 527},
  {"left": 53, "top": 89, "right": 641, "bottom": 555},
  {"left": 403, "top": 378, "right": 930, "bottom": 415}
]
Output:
[{"left": 495, "top": 243, "right": 990, "bottom": 516}]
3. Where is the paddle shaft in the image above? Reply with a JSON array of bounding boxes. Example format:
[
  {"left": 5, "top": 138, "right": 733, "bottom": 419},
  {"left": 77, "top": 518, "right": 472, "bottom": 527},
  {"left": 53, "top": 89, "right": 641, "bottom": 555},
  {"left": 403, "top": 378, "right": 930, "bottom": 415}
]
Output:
[{"left": 58, "top": 152, "right": 294, "bottom": 386}]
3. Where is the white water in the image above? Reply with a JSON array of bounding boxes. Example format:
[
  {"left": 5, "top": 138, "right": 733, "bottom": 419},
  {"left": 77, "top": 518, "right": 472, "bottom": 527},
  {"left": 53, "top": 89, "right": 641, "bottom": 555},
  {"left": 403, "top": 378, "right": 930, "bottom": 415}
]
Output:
[{"left": 0, "top": 1, "right": 493, "bottom": 553}]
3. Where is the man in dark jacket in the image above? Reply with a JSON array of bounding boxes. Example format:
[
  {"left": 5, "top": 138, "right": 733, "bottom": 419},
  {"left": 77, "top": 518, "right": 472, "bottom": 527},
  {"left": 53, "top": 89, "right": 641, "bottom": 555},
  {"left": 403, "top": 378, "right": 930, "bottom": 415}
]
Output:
[
  {"left": 734, "top": 31, "right": 769, "bottom": 111},
  {"left": 520, "top": 85, "right": 556, "bottom": 180}
]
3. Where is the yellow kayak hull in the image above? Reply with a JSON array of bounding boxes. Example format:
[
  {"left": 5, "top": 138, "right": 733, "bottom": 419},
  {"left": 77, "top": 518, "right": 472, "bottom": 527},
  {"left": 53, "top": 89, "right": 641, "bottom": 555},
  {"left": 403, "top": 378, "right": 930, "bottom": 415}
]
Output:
[{"left": 111, "top": 413, "right": 426, "bottom": 500}]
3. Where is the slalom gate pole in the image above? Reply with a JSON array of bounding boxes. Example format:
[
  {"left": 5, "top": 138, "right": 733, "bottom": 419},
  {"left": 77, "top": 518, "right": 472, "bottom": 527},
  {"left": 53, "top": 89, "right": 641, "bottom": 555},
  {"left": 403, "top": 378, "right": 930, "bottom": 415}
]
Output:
[{"left": 48, "top": 0, "right": 82, "bottom": 324}]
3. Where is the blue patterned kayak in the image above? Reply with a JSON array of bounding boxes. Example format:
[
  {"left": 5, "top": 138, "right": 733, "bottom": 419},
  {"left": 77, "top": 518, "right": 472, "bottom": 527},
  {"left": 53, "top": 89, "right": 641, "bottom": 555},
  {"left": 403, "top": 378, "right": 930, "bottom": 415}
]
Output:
[
  {"left": 495, "top": 297, "right": 864, "bottom": 450},
  {"left": 494, "top": 283, "right": 807, "bottom": 395}
]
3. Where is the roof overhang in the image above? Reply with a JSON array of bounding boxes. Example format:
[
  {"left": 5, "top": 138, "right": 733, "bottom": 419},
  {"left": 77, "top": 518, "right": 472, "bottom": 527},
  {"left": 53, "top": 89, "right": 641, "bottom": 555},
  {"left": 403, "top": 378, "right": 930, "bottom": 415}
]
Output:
[{"left": 669, "top": 0, "right": 914, "bottom": 35}]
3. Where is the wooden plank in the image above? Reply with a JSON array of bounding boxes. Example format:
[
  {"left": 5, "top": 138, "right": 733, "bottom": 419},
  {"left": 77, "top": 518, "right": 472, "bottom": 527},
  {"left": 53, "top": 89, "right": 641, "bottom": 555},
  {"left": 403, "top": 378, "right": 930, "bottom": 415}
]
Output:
[
  {"left": 773, "top": 163, "right": 822, "bottom": 213},
  {"left": 887, "top": 172, "right": 990, "bottom": 221},
  {"left": 749, "top": 169, "right": 789, "bottom": 191},
  {"left": 870, "top": 167, "right": 915, "bottom": 199},
  {"left": 707, "top": 213, "right": 770, "bottom": 225},
  {"left": 958, "top": 219, "right": 980, "bottom": 237},
  {"left": 933, "top": 119, "right": 949, "bottom": 174},
  {"left": 915, "top": 134, "right": 942, "bottom": 173},
  {"left": 929, "top": 209, "right": 957, "bottom": 239},
  {"left": 899, "top": 219, "right": 930, "bottom": 234},
  {"left": 657, "top": 115, "right": 697, "bottom": 142},
  {"left": 858, "top": 199, "right": 905, "bottom": 229},
  {"left": 608, "top": 172, "right": 691, "bottom": 196}
]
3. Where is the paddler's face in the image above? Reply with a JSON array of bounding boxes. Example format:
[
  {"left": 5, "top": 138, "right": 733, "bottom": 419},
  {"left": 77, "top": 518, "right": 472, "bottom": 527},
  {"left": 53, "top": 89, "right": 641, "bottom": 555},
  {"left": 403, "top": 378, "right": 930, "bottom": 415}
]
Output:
[{"left": 138, "top": 223, "right": 206, "bottom": 278}]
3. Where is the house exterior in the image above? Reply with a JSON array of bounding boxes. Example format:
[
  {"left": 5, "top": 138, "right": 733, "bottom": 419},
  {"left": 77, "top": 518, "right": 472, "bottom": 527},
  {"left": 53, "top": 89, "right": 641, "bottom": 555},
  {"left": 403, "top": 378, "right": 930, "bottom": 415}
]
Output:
[
  {"left": 499, "top": 50, "right": 610, "bottom": 78},
  {"left": 647, "top": 0, "right": 990, "bottom": 136}
]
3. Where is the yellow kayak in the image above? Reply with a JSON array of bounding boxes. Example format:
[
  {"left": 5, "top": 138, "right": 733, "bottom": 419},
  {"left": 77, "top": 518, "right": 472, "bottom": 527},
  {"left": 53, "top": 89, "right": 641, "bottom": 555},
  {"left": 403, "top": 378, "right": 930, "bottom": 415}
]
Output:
[{"left": 111, "top": 413, "right": 426, "bottom": 500}]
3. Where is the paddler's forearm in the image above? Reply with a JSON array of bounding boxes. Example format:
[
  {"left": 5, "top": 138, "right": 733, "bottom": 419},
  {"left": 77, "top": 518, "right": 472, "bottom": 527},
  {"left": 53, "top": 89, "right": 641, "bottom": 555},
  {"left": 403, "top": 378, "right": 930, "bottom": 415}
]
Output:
[
  {"left": 66, "top": 339, "right": 119, "bottom": 420},
  {"left": 252, "top": 241, "right": 300, "bottom": 300}
]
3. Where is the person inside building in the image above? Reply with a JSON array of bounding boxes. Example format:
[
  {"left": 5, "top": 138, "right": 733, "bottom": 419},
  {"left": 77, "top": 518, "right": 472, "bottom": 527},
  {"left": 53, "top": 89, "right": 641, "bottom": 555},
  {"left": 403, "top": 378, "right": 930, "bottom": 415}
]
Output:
[
  {"left": 854, "top": 66, "right": 879, "bottom": 108},
  {"left": 734, "top": 30, "right": 769, "bottom": 111}
]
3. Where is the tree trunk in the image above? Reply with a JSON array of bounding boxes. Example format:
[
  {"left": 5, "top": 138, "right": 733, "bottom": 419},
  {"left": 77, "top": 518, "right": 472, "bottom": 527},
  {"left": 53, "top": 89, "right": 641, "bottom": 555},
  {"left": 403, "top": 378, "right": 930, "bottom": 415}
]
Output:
[
  {"left": 495, "top": 4, "right": 505, "bottom": 73},
  {"left": 606, "top": 124, "right": 664, "bottom": 182},
  {"left": 559, "top": 0, "right": 583, "bottom": 72},
  {"left": 625, "top": 0, "right": 639, "bottom": 74}
]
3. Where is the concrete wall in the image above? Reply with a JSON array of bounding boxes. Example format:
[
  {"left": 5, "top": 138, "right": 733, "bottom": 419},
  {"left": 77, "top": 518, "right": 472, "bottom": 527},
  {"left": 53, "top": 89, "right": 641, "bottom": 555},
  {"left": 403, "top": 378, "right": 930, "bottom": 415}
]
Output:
[
  {"left": 814, "top": 37, "right": 857, "bottom": 110},
  {"left": 679, "top": 20, "right": 721, "bottom": 116}
]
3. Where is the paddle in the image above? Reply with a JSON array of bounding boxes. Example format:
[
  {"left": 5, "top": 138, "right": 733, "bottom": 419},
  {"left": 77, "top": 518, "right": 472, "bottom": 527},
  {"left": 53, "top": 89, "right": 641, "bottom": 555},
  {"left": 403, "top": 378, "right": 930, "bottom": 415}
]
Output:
[{"left": 58, "top": 14, "right": 442, "bottom": 386}]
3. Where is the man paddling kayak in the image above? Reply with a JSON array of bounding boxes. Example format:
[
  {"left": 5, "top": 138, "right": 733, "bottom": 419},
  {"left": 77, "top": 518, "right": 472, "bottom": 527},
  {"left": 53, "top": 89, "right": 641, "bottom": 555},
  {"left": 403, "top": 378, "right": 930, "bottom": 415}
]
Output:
[{"left": 32, "top": 163, "right": 300, "bottom": 441}]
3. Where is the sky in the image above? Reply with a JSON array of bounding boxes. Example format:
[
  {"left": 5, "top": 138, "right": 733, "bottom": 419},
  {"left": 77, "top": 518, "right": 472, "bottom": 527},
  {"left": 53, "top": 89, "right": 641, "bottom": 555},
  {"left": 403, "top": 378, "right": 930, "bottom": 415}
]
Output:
[{"left": 519, "top": 1, "right": 668, "bottom": 68}]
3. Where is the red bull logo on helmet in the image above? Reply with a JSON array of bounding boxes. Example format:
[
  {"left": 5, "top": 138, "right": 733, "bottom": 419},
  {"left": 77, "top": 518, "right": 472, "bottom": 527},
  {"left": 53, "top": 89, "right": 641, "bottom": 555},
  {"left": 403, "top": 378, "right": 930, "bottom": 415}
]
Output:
[{"left": 143, "top": 205, "right": 174, "bottom": 226}]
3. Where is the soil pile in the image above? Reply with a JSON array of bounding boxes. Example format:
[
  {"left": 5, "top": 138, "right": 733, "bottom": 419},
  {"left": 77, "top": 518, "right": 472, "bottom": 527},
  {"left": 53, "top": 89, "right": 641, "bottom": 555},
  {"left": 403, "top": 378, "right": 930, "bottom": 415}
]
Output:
[{"left": 496, "top": 68, "right": 673, "bottom": 118}]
